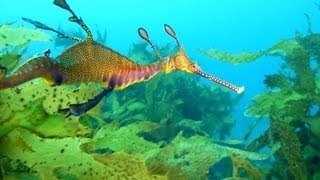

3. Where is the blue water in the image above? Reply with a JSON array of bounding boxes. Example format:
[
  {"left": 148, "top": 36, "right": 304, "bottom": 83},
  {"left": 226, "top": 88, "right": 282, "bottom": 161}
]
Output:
[{"left": 1, "top": 0, "right": 318, "bottom": 139}]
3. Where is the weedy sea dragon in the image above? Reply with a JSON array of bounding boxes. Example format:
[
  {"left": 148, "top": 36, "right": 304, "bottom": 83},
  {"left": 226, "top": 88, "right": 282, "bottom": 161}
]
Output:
[{"left": 0, "top": 0, "right": 244, "bottom": 116}]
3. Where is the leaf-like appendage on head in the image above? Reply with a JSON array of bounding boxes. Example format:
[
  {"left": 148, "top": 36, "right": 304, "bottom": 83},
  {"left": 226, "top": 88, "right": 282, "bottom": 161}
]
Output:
[
  {"left": 53, "top": 0, "right": 71, "bottom": 11},
  {"left": 138, "top": 27, "right": 150, "bottom": 43},
  {"left": 164, "top": 24, "right": 176, "bottom": 39}
]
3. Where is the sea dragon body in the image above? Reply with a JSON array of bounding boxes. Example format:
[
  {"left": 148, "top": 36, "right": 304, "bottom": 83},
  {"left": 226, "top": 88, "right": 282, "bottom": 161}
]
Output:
[
  {"left": 0, "top": 0, "right": 244, "bottom": 116},
  {"left": 57, "top": 40, "right": 162, "bottom": 90}
]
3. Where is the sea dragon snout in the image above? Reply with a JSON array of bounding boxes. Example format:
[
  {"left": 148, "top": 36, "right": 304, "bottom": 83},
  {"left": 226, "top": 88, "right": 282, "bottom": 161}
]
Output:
[{"left": 140, "top": 24, "right": 244, "bottom": 94}]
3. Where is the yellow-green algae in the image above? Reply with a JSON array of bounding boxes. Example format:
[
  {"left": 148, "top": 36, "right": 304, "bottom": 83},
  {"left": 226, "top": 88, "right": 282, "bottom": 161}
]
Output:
[
  {"left": 0, "top": 25, "right": 51, "bottom": 49},
  {"left": 199, "top": 39, "right": 302, "bottom": 65},
  {"left": 0, "top": 128, "right": 165, "bottom": 179},
  {"left": 0, "top": 25, "right": 51, "bottom": 73},
  {"left": 0, "top": 121, "right": 279, "bottom": 179},
  {"left": 0, "top": 24, "right": 278, "bottom": 179},
  {"left": 0, "top": 80, "right": 102, "bottom": 115},
  {"left": 0, "top": 98, "right": 90, "bottom": 138},
  {"left": 202, "top": 33, "right": 318, "bottom": 179}
]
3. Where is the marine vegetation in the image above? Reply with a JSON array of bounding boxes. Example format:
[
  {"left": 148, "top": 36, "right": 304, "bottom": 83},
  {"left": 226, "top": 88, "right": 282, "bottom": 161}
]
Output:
[
  {"left": 200, "top": 16, "right": 320, "bottom": 179},
  {"left": 0, "top": 27, "right": 275, "bottom": 179},
  {"left": 0, "top": 23, "right": 258, "bottom": 180},
  {"left": 0, "top": 0, "right": 244, "bottom": 118},
  {"left": 0, "top": 1, "right": 283, "bottom": 179}
]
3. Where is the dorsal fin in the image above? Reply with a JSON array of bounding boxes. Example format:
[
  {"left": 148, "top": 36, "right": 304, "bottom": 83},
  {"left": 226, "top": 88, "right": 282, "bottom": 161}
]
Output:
[{"left": 53, "top": 0, "right": 93, "bottom": 40}]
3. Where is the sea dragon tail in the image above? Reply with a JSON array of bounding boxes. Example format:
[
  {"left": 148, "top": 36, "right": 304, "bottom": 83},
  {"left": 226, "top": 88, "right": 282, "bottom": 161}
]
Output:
[{"left": 0, "top": 54, "right": 63, "bottom": 89}]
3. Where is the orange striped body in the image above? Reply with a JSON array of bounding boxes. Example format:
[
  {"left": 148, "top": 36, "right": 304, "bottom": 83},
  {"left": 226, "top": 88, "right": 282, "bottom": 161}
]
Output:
[{"left": 56, "top": 40, "right": 162, "bottom": 90}]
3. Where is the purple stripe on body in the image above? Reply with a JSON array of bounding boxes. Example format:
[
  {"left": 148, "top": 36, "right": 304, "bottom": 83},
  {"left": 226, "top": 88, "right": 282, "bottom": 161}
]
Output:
[
  {"left": 150, "top": 65, "right": 156, "bottom": 75},
  {"left": 109, "top": 74, "right": 117, "bottom": 87},
  {"left": 125, "top": 69, "right": 132, "bottom": 84},
  {"left": 118, "top": 74, "right": 124, "bottom": 86},
  {"left": 144, "top": 66, "right": 151, "bottom": 79},
  {"left": 139, "top": 67, "right": 145, "bottom": 79},
  {"left": 133, "top": 69, "right": 139, "bottom": 81}
]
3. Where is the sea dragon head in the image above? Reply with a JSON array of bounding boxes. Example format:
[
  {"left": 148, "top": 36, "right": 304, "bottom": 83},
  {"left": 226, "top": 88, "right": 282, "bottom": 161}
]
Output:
[{"left": 138, "top": 24, "right": 244, "bottom": 94}]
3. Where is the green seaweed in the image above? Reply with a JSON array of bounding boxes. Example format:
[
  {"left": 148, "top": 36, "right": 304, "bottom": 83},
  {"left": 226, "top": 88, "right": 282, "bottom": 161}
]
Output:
[
  {"left": 0, "top": 24, "right": 274, "bottom": 179},
  {"left": 199, "top": 48, "right": 265, "bottom": 65},
  {"left": 89, "top": 121, "right": 162, "bottom": 161},
  {"left": 0, "top": 25, "right": 51, "bottom": 49},
  {"left": 0, "top": 98, "right": 90, "bottom": 138},
  {"left": 148, "top": 133, "right": 279, "bottom": 179},
  {"left": 245, "top": 89, "right": 307, "bottom": 123},
  {"left": 0, "top": 128, "right": 166, "bottom": 179},
  {"left": 0, "top": 80, "right": 102, "bottom": 115},
  {"left": 0, "top": 25, "right": 51, "bottom": 73},
  {"left": 199, "top": 39, "right": 302, "bottom": 65},
  {"left": 0, "top": 48, "right": 24, "bottom": 73},
  {"left": 205, "top": 34, "right": 318, "bottom": 179}
]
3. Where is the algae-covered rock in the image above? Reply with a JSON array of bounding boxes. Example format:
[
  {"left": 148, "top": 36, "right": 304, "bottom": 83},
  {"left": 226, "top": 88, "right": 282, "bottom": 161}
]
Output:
[{"left": 0, "top": 25, "right": 51, "bottom": 49}]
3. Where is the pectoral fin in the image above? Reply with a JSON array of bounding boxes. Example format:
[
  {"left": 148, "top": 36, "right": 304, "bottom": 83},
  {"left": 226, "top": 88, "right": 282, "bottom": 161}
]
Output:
[{"left": 59, "top": 87, "right": 113, "bottom": 117}]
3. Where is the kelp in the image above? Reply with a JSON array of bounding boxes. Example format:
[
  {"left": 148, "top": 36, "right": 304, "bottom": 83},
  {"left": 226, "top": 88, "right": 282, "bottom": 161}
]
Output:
[
  {"left": 0, "top": 25, "right": 51, "bottom": 73},
  {"left": 0, "top": 80, "right": 102, "bottom": 114},
  {"left": 0, "top": 128, "right": 165, "bottom": 179},
  {"left": 229, "top": 153, "right": 262, "bottom": 180},
  {"left": 148, "top": 133, "right": 279, "bottom": 179},
  {"left": 88, "top": 121, "right": 162, "bottom": 161},
  {"left": 198, "top": 49, "right": 265, "bottom": 65},
  {"left": 270, "top": 119, "right": 307, "bottom": 180},
  {"left": 203, "top": 30, "right": 320, "bottom": 178},
  {"left": 0, "top": 48, "right": 25, "bottom": 73},
  {"left": 0, "top": 80, "right": 107, "bottom": 138},
  {"left": 245, "top": 89, "right": 307, "bottom": 123},
  {"left": 0, "top": 98, "right": 89, "bottom": 138},
  {"left": 199, "top": 40, "right": 302, "bottom": 65},
  {"left": 101, "top": 71, "right": 239, "bottom": 140},
  {"left": 0, "top": 25, "right": 51, "bottom": 50},
  {"left": 1, "top": 121, "right": 279, "bottom": 179},
  {"left": 0, "top": 24, "right": 274, "bottom": 179}
]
